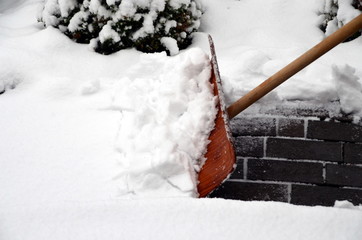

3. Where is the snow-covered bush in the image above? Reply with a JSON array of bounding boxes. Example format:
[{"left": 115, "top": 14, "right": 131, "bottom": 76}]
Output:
[
  {"left": 319, "top": 0, "right": 361, "bottom": 41},
  {"left": 39, "top": 0, "right": 202, "bottom": 55},
  {"left": 319, "top": 0, "right": 338, "bottom": 33},
  {"left": 352, "top": 0, "right": 362, "bottom": 11}
]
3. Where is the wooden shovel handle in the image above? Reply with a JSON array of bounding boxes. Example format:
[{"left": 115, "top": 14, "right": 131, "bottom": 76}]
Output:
[{"left": 227, "top": 14, "right": 362, "bottom": 119}]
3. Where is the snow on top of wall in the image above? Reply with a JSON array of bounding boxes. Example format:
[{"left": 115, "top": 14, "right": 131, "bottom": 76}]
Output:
[
  {"left": 198, "top": 0, "right": 362, "bottom": 118},
  {"left": 333, "top": 64, "right": 362, "bottom": 116}
]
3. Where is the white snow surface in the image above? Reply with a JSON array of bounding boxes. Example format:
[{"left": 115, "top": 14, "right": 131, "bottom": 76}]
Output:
[
  {"left": 1, "top": 0, "right": 362, "bottom": 239},
  {"left": 1, "top": 198, "right": 361, "bottom": 240}
]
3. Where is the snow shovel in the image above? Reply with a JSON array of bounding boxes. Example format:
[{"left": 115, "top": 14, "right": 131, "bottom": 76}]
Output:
[{"left": 197, "top": 13, "right": 362, "bottom": 197}]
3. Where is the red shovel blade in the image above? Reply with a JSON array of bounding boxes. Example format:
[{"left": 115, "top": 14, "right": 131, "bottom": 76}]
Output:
[{"left": 197, "top": 35, "right": 236, "bottom": 197}]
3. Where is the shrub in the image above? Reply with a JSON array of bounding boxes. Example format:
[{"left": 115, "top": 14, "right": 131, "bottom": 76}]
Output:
[
  {"left": 319, "top": 0, "right": 361, "bottom": 42},
  {"left": 39, "top": 0, "right": 202, "bottom": 55},
  {"left": 352, "top": 0, "right": 362, "bottom": 11}
]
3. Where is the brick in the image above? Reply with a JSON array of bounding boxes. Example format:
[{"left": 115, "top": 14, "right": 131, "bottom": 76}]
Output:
[
  {"left": 278, "top": 118, "right": 304, "bottom": 138},
  {"left": 266, "top": 138, "right": 342, "bottom": 162},
  {"left": 247, "top": 159, "right": 323, "bottom": 184},
  {"left": 209, "top": 181, "right": 289, "bottom": 202},
  {"left": 236, "top": 157, "right": 244, "bottom": 163},
  {"left": 326, "top": 164, "right": 362, "bottom": 188},
  {"left": 229, "top": 162, "right": 244, "bottom": 179},
  {"left": 230, "top": 117, "right": 276, "bottom": 136},
  {"left": 291, "top": 184, "right": 362, "bottom": 206},
  {"left": 234, "top": 137, "right": 264, "bottom": 157},
  {"left": 344, "top": 143, "right": 362, "bottom": 164},
  {"left": 307, "top": 120, "right": 362, "bottom": 142}
]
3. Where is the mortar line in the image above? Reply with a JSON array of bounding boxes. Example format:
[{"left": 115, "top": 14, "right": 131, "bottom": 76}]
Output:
[
  {"left": 341, "top": 142, "right": 344, "bottom": 163},
  {"left": 304, "top": 118, "right": 308, "bottom": 139},
  {"left": 287, "top": 184, "right": 292, "bottom": 203},
  {"left": 243, "top": 158, "right": 248, "bottom": 180},
  {"left": 263, "top": 137, "right": 267, "bottom": 158},
  {"left": 322, "top": 162, "right": 326, "bottom": 183}
]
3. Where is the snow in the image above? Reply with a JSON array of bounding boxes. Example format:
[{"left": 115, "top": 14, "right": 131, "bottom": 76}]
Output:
[
  {"left": 68, "top": 11, "right": 90, "bottom": 32},
  {"left": 1, "top": 198, "right": 362, "bottom": 240},
  {"left": 161, "top": 36, "right": 179, "bottom": 55},
  {"left": 40, "top": 0, "right": 61, "bottom": 27},
  {"left": 118, "top": 0, "right": 137, "bottom": 17},
  {"left": 1, "top": 0, "right": 362, "bottom": 239},
  {"left": 89, "top": 0, "right": 112, "bottom": 18},
  {"left": 333, "top": 64, "right": 362, "bottom": 115},
  {"left": 169, "top": 0, "right": 191, "bottom": 9},
  {"left": 198, "top": 0, "right": 362, "bottom": 116},
  {"left": 136, "top": 13, "right": 156, "bottom": 36},
  {"left": 99, "top": 23, "right": 121, "bottom": 43},
  {"left": 106, "top": 0, "right": 117, "bottom": 6},
  {"left": 150, "top": 0, "right": 167, "bottom": 11},
  {"left": 335, "top": 200, "right": 362, "bottom": 210},
  {"left": 112, "top": 49, "right": 215, "bottom": 197},
  {"left": 164, "top": 19, "right": 177, "bottom": 33},
  {"left": 58, "top": 0, "right": 77, "bottom": 18}
]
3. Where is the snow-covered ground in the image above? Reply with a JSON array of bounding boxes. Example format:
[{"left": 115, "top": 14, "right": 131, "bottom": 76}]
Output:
[
  {"left": 1, "top": 0, "right": 362, "bottom": 239},
  {"left": 1, "top": 198, "right": 362, "bottom": 240}
]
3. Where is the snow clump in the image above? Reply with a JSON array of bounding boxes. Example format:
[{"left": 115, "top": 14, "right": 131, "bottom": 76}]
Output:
[
  {"left": 113, "top": 48, "right": 216, "bottom": 197},
  {"left": 39, "top": 0, "right": 203, "bottom": 55},
  {"left": 334, "top": 200, "right": 362, "bottom": 210},
  {"left": 0, "top": 65, "right": 22, "bottom": 94},
  {"left": 332, "top": 64, "right": 362, "bottom": 116}
]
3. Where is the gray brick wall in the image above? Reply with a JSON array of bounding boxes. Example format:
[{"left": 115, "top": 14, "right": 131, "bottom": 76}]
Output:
[{"left": 209, "top": 115, "right": 362, "bottom": 206}]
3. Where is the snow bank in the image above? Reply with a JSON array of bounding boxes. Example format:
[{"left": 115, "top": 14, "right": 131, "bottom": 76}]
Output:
[{"left": 1, "top": 198, "right": 362, "bottom": 240}]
